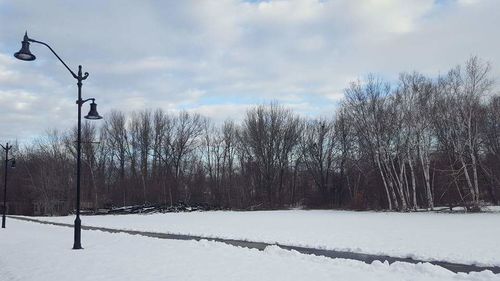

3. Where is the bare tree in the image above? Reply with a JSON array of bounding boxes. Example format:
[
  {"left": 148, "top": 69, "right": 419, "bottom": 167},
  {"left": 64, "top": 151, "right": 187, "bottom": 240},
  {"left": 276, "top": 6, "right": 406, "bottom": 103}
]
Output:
[
  {"left": 481, "top": 96, "right": 500, "bottom": 204},
  {"left": 240, "top": 103, "right": 301, "bottom": 208},
  {"left": 433, "top": 57, "right": 493, "bottom": 209},
  {"left": 103, "top": 110, "right": 129, "bottom": 206},
  {"left": 300, "top": 118, "right": 335, "bottom": 206},
  {"left": 170, "top": 111, "right": 204, "bottom": 204},
  {"left": 344, "top": 77, "right": 401, "bottom": 210}
]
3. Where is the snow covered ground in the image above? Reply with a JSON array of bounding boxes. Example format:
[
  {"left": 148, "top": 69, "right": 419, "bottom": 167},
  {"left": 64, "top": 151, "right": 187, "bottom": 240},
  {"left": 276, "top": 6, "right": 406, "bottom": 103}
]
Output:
[
  {"left": 37, "top": 210, "right": 500, "bottom": 267},
  {"left": 1, "top": 219, "right": 499, "bottom": 281}
]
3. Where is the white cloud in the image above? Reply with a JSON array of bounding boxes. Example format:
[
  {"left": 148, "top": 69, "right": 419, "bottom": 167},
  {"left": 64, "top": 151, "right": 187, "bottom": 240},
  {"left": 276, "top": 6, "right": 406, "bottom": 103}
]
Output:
[
  {"left": 189, "top": 104, "right": 249, "bottom": 123},
  {"left": 458, "top": 0, "right": 480, "bottom": 6},
  {"left": 0, "top": 0, "right": 499, "bottom": 141}
]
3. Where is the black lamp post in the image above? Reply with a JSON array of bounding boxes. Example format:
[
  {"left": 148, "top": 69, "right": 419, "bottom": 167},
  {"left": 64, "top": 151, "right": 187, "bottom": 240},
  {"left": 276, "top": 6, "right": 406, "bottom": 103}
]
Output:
[
  {"left": 1, "top": 143, "right": 16, "bottom": 229},
  {"left": 14, "top": 31, "right": 102, "bottom": 249}
]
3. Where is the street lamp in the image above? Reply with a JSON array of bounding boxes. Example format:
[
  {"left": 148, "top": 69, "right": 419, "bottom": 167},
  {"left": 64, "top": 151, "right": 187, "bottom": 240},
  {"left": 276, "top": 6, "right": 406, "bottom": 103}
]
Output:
[
  {"left": 1, "top": 143, "right": 16, "bottom": 229},
  {"left": 14, "top": 31, "right": 102, "bottom": 249}
]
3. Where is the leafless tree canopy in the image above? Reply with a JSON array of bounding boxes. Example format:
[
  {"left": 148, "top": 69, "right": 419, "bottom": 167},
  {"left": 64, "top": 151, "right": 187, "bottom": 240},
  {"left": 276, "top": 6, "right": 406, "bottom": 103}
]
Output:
[{"left": 4, "top": 57, "right": 499, "bottom": 214}]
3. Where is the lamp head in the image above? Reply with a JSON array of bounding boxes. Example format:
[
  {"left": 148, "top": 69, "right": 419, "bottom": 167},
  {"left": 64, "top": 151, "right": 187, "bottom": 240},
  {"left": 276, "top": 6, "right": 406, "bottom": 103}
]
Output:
[
  {"left": 84, "top": 102, "right": 103, "bottom": 120},
  {"left": 14, "top": 32, "right": 36, "bottom": 61},
  {"left": 10, "top": 159, "right": 16, "bottom": 169}
]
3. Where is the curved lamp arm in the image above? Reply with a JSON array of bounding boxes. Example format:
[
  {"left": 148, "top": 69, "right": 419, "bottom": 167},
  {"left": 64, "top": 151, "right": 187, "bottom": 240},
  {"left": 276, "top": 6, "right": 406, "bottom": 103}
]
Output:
[
  {"left": 79, "top": 98, "right": 95, "bottom": 105},
  {"left": 27, "top": 38, "right": 88, "bottom": 80},
  {"left": 0, "top": 144, "right": 15, "bottom": 163},
  {"left": 0, "top": 143, "right": 11, "bottom": 151}
]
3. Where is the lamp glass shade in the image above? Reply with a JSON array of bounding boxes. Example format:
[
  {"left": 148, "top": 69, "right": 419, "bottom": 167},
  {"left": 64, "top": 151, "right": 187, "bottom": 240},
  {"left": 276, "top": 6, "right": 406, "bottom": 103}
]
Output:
[
  {"left": 84, "top": 102, "right": 103, "bottom": 120},
  {"left": 14, "top": 34, "right": 36, "bottom": 61}
]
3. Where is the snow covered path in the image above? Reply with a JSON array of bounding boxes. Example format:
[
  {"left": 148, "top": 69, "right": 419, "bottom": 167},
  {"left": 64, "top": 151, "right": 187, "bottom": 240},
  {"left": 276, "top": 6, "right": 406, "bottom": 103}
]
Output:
[
  {"left": 37, "top": 210, "right": 500, "bottom": 267},
  {"left": 1, "top": 219, "right": 499, "bottom": 281}
]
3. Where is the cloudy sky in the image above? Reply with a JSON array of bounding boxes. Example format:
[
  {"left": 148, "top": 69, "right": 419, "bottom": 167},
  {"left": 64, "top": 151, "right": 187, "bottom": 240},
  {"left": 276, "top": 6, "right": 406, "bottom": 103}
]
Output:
[{"left": 0, "top": 0, "right": 499, "bottom": 141}]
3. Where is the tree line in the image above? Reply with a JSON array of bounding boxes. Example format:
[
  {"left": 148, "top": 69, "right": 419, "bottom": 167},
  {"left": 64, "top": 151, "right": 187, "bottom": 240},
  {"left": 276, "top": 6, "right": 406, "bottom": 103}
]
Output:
[{"left": 4, "top": 57, "right": 499, "bottom": 215}]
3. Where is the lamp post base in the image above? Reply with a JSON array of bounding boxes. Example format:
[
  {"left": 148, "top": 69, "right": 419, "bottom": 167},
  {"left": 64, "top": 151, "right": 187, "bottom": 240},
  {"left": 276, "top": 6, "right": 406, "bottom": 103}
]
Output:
[
  {"left": 73, "top": 216, "right": 82, "bottom": 249},
  {"left": 1, "top": 213, "right": 5, "bottom": 228}
]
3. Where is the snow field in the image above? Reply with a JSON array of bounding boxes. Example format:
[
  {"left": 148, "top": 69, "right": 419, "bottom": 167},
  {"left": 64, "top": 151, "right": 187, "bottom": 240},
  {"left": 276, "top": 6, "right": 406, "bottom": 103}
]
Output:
[
  {"left": 1, "top": 219, "right": 499, "bottom": 281},
  {"left": 38, "top": 210, "right": 500, "bottom": 266}
]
